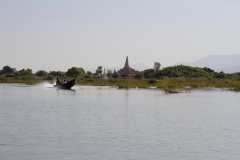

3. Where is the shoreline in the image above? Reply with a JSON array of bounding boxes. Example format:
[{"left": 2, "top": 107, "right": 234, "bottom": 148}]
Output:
[{"left": 1, "top": 77, "right": 240, "bottom": 93}]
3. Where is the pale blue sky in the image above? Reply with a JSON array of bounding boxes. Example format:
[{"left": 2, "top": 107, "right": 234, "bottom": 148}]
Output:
[{"left": 1, "top": 0, "right": 240, "bottom": 72}]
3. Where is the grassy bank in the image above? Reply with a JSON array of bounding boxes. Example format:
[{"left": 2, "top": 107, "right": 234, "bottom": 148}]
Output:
[
  {"left": 1, "top": 75, "right": 240, "bottom": 92},
  {"left": 76, "top": 77, "right": 240, "bottom": 92},
  {"left": 0, "top": 75, "right": 46, "bottom": 85}
]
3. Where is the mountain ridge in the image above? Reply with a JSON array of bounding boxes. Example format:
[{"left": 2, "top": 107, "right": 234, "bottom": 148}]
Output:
[{"left": 177, "top": 54, "right": 240, "bottom": 73}]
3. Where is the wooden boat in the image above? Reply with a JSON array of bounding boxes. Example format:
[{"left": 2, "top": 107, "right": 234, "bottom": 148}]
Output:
[{"left": 54, "top": 77, "right": 76, "bottom": 89}]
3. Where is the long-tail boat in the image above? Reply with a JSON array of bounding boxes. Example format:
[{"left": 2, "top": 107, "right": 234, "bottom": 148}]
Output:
[{"left": 54, "top": 77, "right": 76, "bottom": 89}]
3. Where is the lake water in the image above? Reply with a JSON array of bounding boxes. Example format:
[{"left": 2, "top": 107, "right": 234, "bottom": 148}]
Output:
[{"left": 0, "top": 83, "right": 240, "bottom": 160}]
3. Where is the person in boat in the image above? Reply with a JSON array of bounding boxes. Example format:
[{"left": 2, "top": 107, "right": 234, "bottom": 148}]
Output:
[
  {"left": 56, "top": 77, "right": 66, "bottom": 85},
  {"left": 56, "top": 77, "right": 68, "bottom": 85},
  {"left": 56, "top": 76, "right": 61, "bottom": 85},
  {"left": 61, "top": 80, "right": 67, "bottom": 84},
  {"left": 63, "top": 80, "right": 67, "bottom": 84}
]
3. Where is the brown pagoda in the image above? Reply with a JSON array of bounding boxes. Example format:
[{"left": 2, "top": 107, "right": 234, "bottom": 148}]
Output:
[{"left": 118, "top": 56, "right": 138, "bottom": 77}]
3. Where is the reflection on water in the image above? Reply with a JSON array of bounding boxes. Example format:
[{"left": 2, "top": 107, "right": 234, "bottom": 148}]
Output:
[{"left": 0, "top": 84, "right": 240, "bottom": 160}]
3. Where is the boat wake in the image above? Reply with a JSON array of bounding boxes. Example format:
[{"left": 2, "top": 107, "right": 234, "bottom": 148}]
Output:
[{"left": 36, "top": 82, "right": 54, "bottom": 88}]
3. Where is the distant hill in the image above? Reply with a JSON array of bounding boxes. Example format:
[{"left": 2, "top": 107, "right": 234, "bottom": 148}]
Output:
[
  {"left": 215, "top": 65, "right": 240, "bottom": 73},
  {"left": 177, "top": 55, "right": 240, "bottom": 73}
]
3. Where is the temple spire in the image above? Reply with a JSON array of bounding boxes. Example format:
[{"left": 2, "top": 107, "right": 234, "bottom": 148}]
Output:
[
  {"left": 118, "top": 56, "right": 137, "bottom": 77},
  {"left": 124, "top": 56, "right": 130, "bottom": 69}
]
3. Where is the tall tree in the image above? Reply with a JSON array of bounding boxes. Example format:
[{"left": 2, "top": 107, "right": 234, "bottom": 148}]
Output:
[
  {"left": 35, "top": 70, "right": 48, "bottom": 77},
  {"left": 87, "top": 71, "right": 92, "bottom": 75},
  {"left": 52, "top": 71, "right": 64, "bottom": 77},
  {"left": 2, "top": 66, "right": 15, "bottom": 73},
  {"left": 18, "top": 68, "right": 33, "bottom": 76},
  {"left": 112, "top": 70, "right": 120, "bottom": 78},
  {"left": 106, "top": 69, "right": 113, "bottom": 78},
  {"left": 66, "top": 67, "right": 86, "bottom": 78},
  {"left": 96, "top": 66, "right": 103, "bottom": 75},
  {"left": 154, "top": 62, "right": 161, "bottom": 70}
]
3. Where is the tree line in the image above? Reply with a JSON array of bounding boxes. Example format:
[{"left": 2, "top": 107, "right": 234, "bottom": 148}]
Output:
[
  {"left": 1, "top": 65, "right": 240, "bottom": 80},
  {"left": 0, "top": 66, "right": 85, "bottom": 79}
]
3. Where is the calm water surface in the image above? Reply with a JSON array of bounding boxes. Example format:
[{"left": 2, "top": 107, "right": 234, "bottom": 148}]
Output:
[{"left": 0, "top": 83, "right": 240, "bottom": 160}]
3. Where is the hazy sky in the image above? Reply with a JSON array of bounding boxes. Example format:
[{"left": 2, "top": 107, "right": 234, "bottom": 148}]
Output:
[{"left": 1, "top": 0, "right": 240, "bottom": 72}]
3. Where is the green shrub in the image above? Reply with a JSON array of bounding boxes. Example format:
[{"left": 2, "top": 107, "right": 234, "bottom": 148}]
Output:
[
  {"left": 109, "top": 79, "right": 118, "bottom": 83},
  {"left": 214, "top": 72, "right": 225, "bottom": 78},
  {"left": 148, "top": 79, "right": 157, "bottom": 84},
  {"left": 86, "top": 79, "right": 94, "bottom": 82},
  {"left": 112, "top": 72, "right": 120, "bottom": 78},
  {"left": 45, "top": 75, "right": 54, "bottom": 80},
  {"left": 35, "top": 70, "right": 48, "bottom": 77},
  {"left": 53, "top": 71, "right": 64, "bottom": 77},
  {"left": 66, "top": 67, "right": 86, "bottom": 78},
  {"left": 135, "top": 72, "right": 144, "bottom": 79},
  {"left": 0, "top": 75, "right": 7, "bottom": 82}
]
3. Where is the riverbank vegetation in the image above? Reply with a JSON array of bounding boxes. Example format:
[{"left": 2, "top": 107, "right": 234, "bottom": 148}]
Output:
[{"left": 1, "top": 65, "right": 240, "bottom": 92}]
